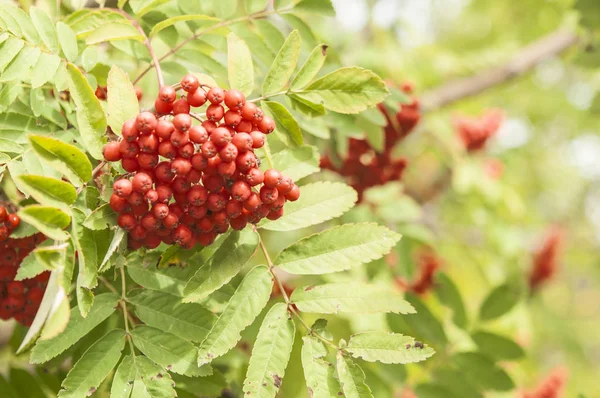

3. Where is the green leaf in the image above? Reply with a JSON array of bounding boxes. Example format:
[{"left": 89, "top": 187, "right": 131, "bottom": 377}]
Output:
[
  {"left": 358, "top": 117, "right": 383, "bottom": 152},
  {"left": 227, "top": 32, "right": 254, "bottom": 96},
  {"left": 0, "top": 38, "right": 25, "bottom": 73},
  {"left": 29, "top": 135, "right": 92, "bottom": 185},
  {"left": 99, "top": 229, "right": 125, "bottom": 272},
  {"left": 214, "top": 0, "right": 238, "bottom": 18},
  {"left": 30, "top": 293, "right": 119, "bottom": 363},
  {"left": 276, "top": 223, "right": 400, "bottom": 274},
  {"left": 172, "top": 372, "right": 227, "bottom": 397},
  {"left": 414, "top": 384, "right": 457, "bottom": 398},
  {"left": 131, "top": 0, "right": 173, "bottom": 17},
  {"left": 127, "top": 257, "right": 197, "bottom": 297},
  {"left": 198, "top": 266, "right": 273, "bottom": 365},
  {"left": 17, "top": 205, "right": 70, "bottom": 241},
  {"left": 400, "top": 293, "right": 448, "bottom": 347},
  {"left": 281, "top": 14, "right": 317, "bottom": 49},
  {"left": 56, "top": 22, "right": 78, "bottom": 62},
  {"left": 452, "top": 352, "right": 515, "bottom": 391},
  {"left": 291, "top": 44, "right": 328, "bottom": 89},
  {"left": 246, "top": 0, "right": 268, "bottom": 13},
  {"left": 9, "top": 368, "right": 46, "bottom": 398},
  {"left": 131, "top": 326, "right": 211, "bottom": 377},
  {"left": 66, "top": 63, "right": 107, "bottom": 160},
  {"left": 71, "top": 208, "right": 99, "bottom": 317},
  {"left": 291, "top": 283, "right": 414, "bottom": 314},
  {"left": 346, "top": 332, "right": 435, "bottom": 364},
  {"left": 58, "top": 329, "right": 126, "bottom": 397},
  {"left": 288, "top": 94, "right": 327, "bottom": 117},
  {"left": 254, "top": 20, "right": 285, "bottom": 53},
  {"left": 260, "top": 181, "right": 357, "bottom": 231},
  {"left": 294, "top": 67, "right": 389, "bottom": 114},
  {"left": 268, "top": 145, "right": 319, "bottom": 181},
  {"left": 0, "top": 46, "right": 40, "bottom": 83},
  {"left": 129, "top": 290, "right": 216, "bottom": 342},
  {"left": 262, "top": 101, "right": 303, "bottom": 145},
  {"left": 83, "top": 204, "right": 117, "bottom": 231},
  {"left": 106, "top": 65, "right": 139, "bottom": 136},
  {"left": 471, "top": 331, "right": 525, "bottom": 361},
  {"left": 86, "top": 22, "right": 145, "bottom": 44},
  {"left": 17, "top": 175, "right": 77, "bottom": 209},
  {"left": 294, "top": 0, "right": 335, "bottom": 15},
  {"left": 15, "top": 244, "right": 50, "bottom": 281},
  {"left": 434, "top": 273, "right": 468, "bottom": 329},
  {"left": 479, "top": 283, "right": 522, "bottom": 322},
  {"left": 301, "top": 335, "right": 342, "bottom": 397},
  {"left": 1, "top": 4, "right": 40, "bottom": 44},
  {"left": 262, "top": 30, "right": 301, "bottom": 96},
  {"left": 0, "top": 138, "right": 24, "bottom": 154},
  {"left": 30, "top": 7, "right": 59, "bottom": 53},
  {"left": 111, "top": 355, "right": 176, "bottom": 398},
  {"left": 149, "top": 15, "right": 219, "bottom": 37},
  {"left": 183, "top": 228, "right": 258, "bottom": 302},
  {"left": 433, "top": 368, "right": 483, "bottom": 398},
  {"left": 243, "top": 303, "right": 295, "bottom": 397},
  {"left": 336, "top": 352, "right": 373, "bottom": 398},
  {"left": 31, "top": 53, "right": 61, "bottom": 88}
]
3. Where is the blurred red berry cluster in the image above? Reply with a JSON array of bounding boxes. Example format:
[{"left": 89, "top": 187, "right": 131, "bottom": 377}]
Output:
[
  {"left": 454, "top": 109, "right": 504, "bottom": 152},
  {"left": 529, "top": 226, "right": 563, "bottom": 291},
  {"left": 0, "top": 205, "right": 21, "bottom": 242},
  {"left": 103, "top": 75, "right": 300, "bottom": 250},
  {"left": 0, "top": 232, "right": 48, "bottom": 326},
  {"left": 522, "top": 368, "right": 568, "bottom": 398},
  {"left": 395, "top": 250, "right": 442, "bottom": 295},
  {"left": 321, "top": 82, "right": 420, "bottom": 199}
]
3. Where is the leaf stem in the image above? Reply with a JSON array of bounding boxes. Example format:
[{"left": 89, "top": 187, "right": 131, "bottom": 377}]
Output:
[
  {"left": 118, "top": 266, "right": 137, "bottom": 355},
  {"left": 255, "top": 228, "right": 339, "bottom": 350},
  {"left": 133, "top": 6, "right": 295, "bottom": 85}
]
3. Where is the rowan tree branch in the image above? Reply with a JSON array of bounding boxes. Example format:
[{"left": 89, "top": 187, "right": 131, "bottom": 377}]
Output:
[{"left": 420, "top": 29, "right": 579, "bottom": 110}]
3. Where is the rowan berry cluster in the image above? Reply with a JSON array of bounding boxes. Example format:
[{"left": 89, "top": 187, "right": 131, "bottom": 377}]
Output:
[
  {"left": 395, "top": 251, "right": 442, "bottom": 295},
  {"left": 320, "top": 82, "right": 420, "bottom": 199},
  {"left": 529, "top": 226, "right": 563, "bottom": 291},
  {"left": 0, "top": 231, "right": 48, "bottom": 327},
  {"left": 454, "top": 109, "right": 504, "bottom": 152},
  {"left": 0, "top": 205, "right": 21, "bottom": 242},
  {"left": 522, "top": 368, "right": 567, "bottom": 398},
  {"left": 102, "top": 75, "right": 299, "bottom": 249}
]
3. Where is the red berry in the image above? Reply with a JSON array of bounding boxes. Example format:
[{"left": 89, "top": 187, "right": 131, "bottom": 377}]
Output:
[
  {"left": 153, "top": 203, "right": 169, "bottom": 219},
  {"left": 122, "top": 158, "right": 139, "bottom": 172},
  {"left": 6, "top": 214, "right": 20, "bottom": 230},
  {"left": 158, "top": 86, "right": 177, "bottom": 103},
  {"left": 212, "top": 210, "right": 228, "bottom": 226},
  {"left": 207, "top": 193, "right": 227, "bottom": 212},
  {"left": 210, "top": 127, "right": 232, "bottom": 147},
  {"left": 270, "top": 195, "right": 286, "bottom": 211},
  {"left": 187, "top": 88, "right": 207, "bottom": 107},
  {"left": 171, "top": 158, "right": 192, "bottom": 176},
  {"left": 141, "top": 213, "right": 161, "bottom": 230},
  {"left": 95, "top": 86, "right": 107, "bottom": 100},
  {"left": 243, "top": 192, "right": 262, "bottom": 212},
  {"left": 155, "top": 98, "right": 173, "bottom": 114},
  {"left": 224, "top": 110, "right": 242, "bottom": 128},
  {"left": 197, "top": 217, "right": 214, "bottom": 233},
  {"left": 173, "top": 225, "right": 193, "bottom": 246},
  {"left": 219, "top": 143, "right": 238, "bottom": 163},
  {"left": 236, "top": 120, "right": 253, "bottom": 133},
  {"left": 286, "top": 184, "right": 300, "bottom": 201},
  {"left": 170, "top": 130, "right": 190, "bottom": 148},
  {"left": 187, "top": 185, "right": 208, "bottom": 206},
  {"left": 156, "top": 120, "right": 175, "bottom": 139},
  {"left": 131, "top": 202, "right": 149, "bottom": 217},
  {"left": 226, "top": 200, "right": 243, "bottom": 218},
  {"left": 130, "top": 225, "right": 148, "bottom": 241},
  {"left": 264, "top": 169, "right": 283, "bottom": 188},
  {"left": 178, "top": 143, "right": 195, "bottom": 159},
  {"left": 189, "top": 205, "right": 208, "bottom": 219},
  {"left": 232, "top": 132, "right": 253, "bottom": 152},
  {"left": 173, "top": 113, "right": 192, "bottom": 132},
  {"left": 189, "top": 125, "right": 208, "bottom": 144},
  {"left": 172, "top": 177, "right": 191, "bottom": 193},
  {"left": 241, "top": 102, "right": 263, "bottom": 121},
  {"left": 181, "top": 74, "right": 199, "bottom": 93},
  {"left": 236, "top": 152, "right": 257, "bottom": 173},
  {"left": 173, "top": 98, "right": 190, "bottom": 115},
  {"left": 113, "top": 179, "right": 133, "bottom": 198},
  {"left": 144, "top": 189, "right": 159, "bottom": 204},
  {"left": 201, "top": 141, "right": 218, "bottom": 158},
  {"left": 206, "top": 104, "right": 225, "bottom": 122},
  {"left": 231, "top": 181, "right": 251, "bottom": 202},
  {"left": 267, "top": 208, "right": 284, "bottom": 220},
  {"left": 191, "top": 153, "right": 208, "bottom": 171},
  {"left": 155, "top": 162, "right": 175, "bottom": 183},
  {"left": 197, "top": 231, "right": 216, "bottom": 246},
  {"left": 250, "top": 131, "right": 265, "bottom": 148},
  {"left": 138, "top": 152, "right": 159, "bottom": 169},
  {"left": 0, "top": 206, "right": 6, "bottom": 222},
  {"left": 162, "top": 213, "right": 179, "bottom": 229},
  {"left": 224, "top": 90, "right": 246, "bottom": 110},
  {"left": 127, "top": 191, "right": 144, "bottom": 206},
  {"left": 245, "top": 168, "right": 264, "bottom": 186},
  {"left": 230, "top": 214, "right": 248, "bottom": 230},
  {"left": 26, "top": 287, "right": 44, "bottom": 304},
  {"left": 158, "top": 141, "right": 177, "bottom": 159},
  {"left": 202, "top": 120, "right": 218, "bottom": 133},
  {"left": 138, "top": 133, "right": 159, "bottom": 152},
  {"left": 119, "top": 140, "right": 139, "bottom": 158},
  {"left": 103, "top": 142, "right": 122, "bottom": 161},
  {"left": 156, "top": 185, "right": 173, "bottom": 203},
  {"left": 132, "top": 172, "right": 153, "bottom": 194},
  {"left": 260, "top": 186, "right": 279, "bottom": 204},
  {"left": 135, "top": 86, "right": 143, "bottom": 100},
  {"left": 135, "top": 112, "right": 157, "bottom": 134},
  {"left": 258, "top": 116, "right": 275, "bottom": 134},
  {"left": 207, "top": 87, "right": 225, "bottom": 104},
  {"left": 217, "top": 161, "right": 236, "bottom": 177},
  {"left": 110, "top": 194, "right": 128, "bottom": 212},
  {"left": 7, "top": 281, "right": 24, "bottom": 296},
  {"left": 203, "top": 174, "right": 224, "bottom": 192},
  {"left": 117, "top": 213, "right": 136, "bottom": 231},
  {"left": 144, "top": 235, "right": 162, "bottom": 249},
  {"left": 277, "top": 176, "right": 294, "bottom": 195}
]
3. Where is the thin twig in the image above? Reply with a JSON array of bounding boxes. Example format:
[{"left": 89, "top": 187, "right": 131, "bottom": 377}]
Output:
[{"left": 75, "top": 160, "right": 107, "bottom": 195}]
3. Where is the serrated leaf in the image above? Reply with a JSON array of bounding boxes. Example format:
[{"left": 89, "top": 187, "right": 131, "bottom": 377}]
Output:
[
  {"left": 0, "top": 46, "right": 40, "bottom": 83},
  {"left": 254, "top": 19, "right": 285, "bottom": 53},
  {"left": 452, "top": 352, "right": 515, "bottom": 391},
  {"left": 246, "top": 0, "right": 268, "bottom": 13},
  {"left": 301, "top": 335, "right": 342, "bottom": 398},
  {"left": 15, "top": 244, "right": 49, "bottom": 281},
  {"left": 30, "top": 293, "right": 119, "bottom": 363},
  {"left": 131, "top": 0, "right": 173, "bottom": 17},
  {"left": 58, "top": 329, "right": 126, "bottom": 397},
  {"left": 0, "top": 138, "right": 23, "bottom": 153},
  {"left": 214, "top": 0, "right": 238, "bottom": 18},
  {"left": 106, "top": 65, "right": 139, "bottom": 135},
  {"left": 198, "top": 266, "right": 273, "bottom": 365},
  {"left": 31, "top": 53, "right": 61, "bottom": 88},
  {"left": 17, "top": 205, "right": 70, "bottom": 241},
  {"left": 262, "top": 30, "right": 301, "bottom": 96},
  {"left": 30, "top": 7, "right": 59, "bottom": 53},
  {"left": 0, "top": 38, "right": 25, "bottom": 73},
  {"left": 83, "top": 204, "right": 117, "bottom": 231},
  {"left": 127, "top": 257, "right": 197, "bottom": 297},
  {"left": 346, "top": 332, "right": 435, "bottom": 364},
  {"left": 56, "top": 22, "right": 78, "bottom": 62},
  {"left": 183, "top": 228, "right": 258, "bottom": 302},
  {"left": 111, "top": 355, "right": 176, "bottom": 398},
  {"left": 479, "top": 283, "right": 521, "bottom": 321},
  {"left": 66, "top": 63, "right": 107, "bottom": 160},
  {"left": 291, "top": 44, "right": 328, "bottom": 89},
  {"left": 336, "top": 352, "right": 373, "bottom": 398},
  {"left": 294, "top": 0, "right": 335, "bottom": 15},
  {"left": 29, "top": 135, "right": 92, "bottom": 185},
  {"left": 263, "top": 101, "right": 303, "bottom": 145},
  {"left": 294, "top": 67, "right": 389, "bottom": 114},
  {"left": 150, "top": 14, "right": 219, "bottom": 37},
  {"left": 99, "top": 229, "right": 125, "bottom": 272},
  {"left": 291, "top": 283, "right": 414, "bottom": 314},
  {"left": 1, "top": 4, "right": 40, "bottom": 44},
  {"left": 281, "top": 14, "right": 317, "bottom": 49},
  {"left": 172, "top": 372, "right": 227, "bottom": 397},
  {"left": 227, "top": 32, "right": 254, "bottom": 96},
  {"left": 71, "top": 208, "right": 99, "bottom": 317},
  {"left": 243, "top": 303, "right": 295, "bottom": 397},
  {"left": 17, "top": 175, "right": 77, "bottom": 210},
  {"left": 130, "top": 290, "right": 215, "bottom": 342},
  {"left": 276, "top": 223, "right": 400, "bottom": 274},
  {"left": 390, "top": 293, "right": 448, "bottom": 347},
  {"left": 86, "top": 22, "right": 145, "bottom": 44},
  {"left": 260, "top": 181, "right": 357, "bottom": 231},
  {"left": 471, "top": 331, "right": 525, "bottom": 361},
  {"left": 131, "top": 326, "right": 211, "bottom": 377},
  {"left": 268, "top": 145, "right": 319, "bottom": 181},
  {"left": 434, "top": 273, "right": 468, "bottom": 329}
]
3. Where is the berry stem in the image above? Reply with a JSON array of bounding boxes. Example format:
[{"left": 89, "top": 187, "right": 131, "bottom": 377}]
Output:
[
  {"left": 256, "top": 228, "right": 339, "bottom": 350},
  {"left": 133, "top": 6, "right": 295, "bottom": 85}
]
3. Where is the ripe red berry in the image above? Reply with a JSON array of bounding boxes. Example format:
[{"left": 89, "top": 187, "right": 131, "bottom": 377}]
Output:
[
  {"left": 241, "top": 102, "right": 263, "bottom": 121},
  {"left": 95, "top": 86, "right": 107, "bottom": 100},
  {"left": 203, "top": 174, "right": 224, "bottom": 192},
  {"left": 119, "top": 140, "right": 139, "bottom": 158},
  {"left": 177, "top": 143, "right": 194, "bottom": 159},
  {"left": 197, "top": 217, "right": 215, "bottom": 233},
  {"left": 110, "top": 194, "right": 128, "bottom": 212},
  {"left": 224, "top": 110, "right": 242, "bottom": 128},
  {"left": 231, "top": 181, "right": 252, "bottom": 202},
  {"left": 270, "top": 195, "right": 286, "bottom": 211},
  {"left": 243, "top": 192, "right": 262, "bottom": 212},
  {"left": 0, "top": 206, "right": 7, "bottom": 222},
  {"left": 219, "top": 143, "right": 238, "bottom": 163},
  {"left": 141, "top": 213, "right": 161, "bottom": 230},
  {"left": 155, "top": 98, "right": 173, "bottom": 114},
  {"left": 171, "top": 158, "right": 192, "bottom": 176},
  {"left": 127, "top": 191, "right": 144, "bottom": 206},
  {"left": 236, "top": 152, "right": 257, "bottom": 173},
  {"left": 245, "top": 168, "right": 264, "bottom": 186},
  {"left": 267, "top": 208, "right": 284, "bottom": 220},
  {"left": 189, "top": 125, "right": 208, "bottom": 144},
  {"left": 144, "top": 189, "right": 159, "bottom": 204},
  {"left": 103, "top": 142, "right": 122, "bottom": 161},
  {"left": 117, "top": 213, "right": 136, "bottom": 231},
  {"left": 206, "top": 104, "right": 225, "bottom": 122},
  {"left": 170, "top": 130, "right": 190, "bottom": 147},
  {"left": 138, "top": 153, "right": 159, "bottom": 169},
  {"left": 258, "top": 116, "right": 275, "bottom": 134},
  {"left": 230, "top": 214, "right": 248, "bottom": 230},
  {"left": 158, "top": 141, "right": 177, "bottom": 159},
  {"left": 122, "top": 158, "right": 140, "bottom": 173},
  {"left": 155, "top": 162, "right": 175, "bottom": 183},
  {"left": 225, "top": 199, "right": 243, "bottom": 218},
  {"left": 197, "top": 231, "right": 217, "bottom": 246},
  {"left": 132, "top": 172, "right": 153, "bottom": 193},
  {"left": 260, "top": 186, "right": 279, "bottom": 204},
  {"left": 158, "top": 86, "right": 177, "bottom": 103},
  {"left": 173, "top": 98, "right": 191, "bottom": 115},
  {"left": 217, "top": 161, "right": 236, "bottom": 177},
  {"left": 191, "top": 153, "right": 208, "bottom": 171},
  {"left": 202, "top": 120, "right": 218, "bottom": 133},
  {"left": 212, "top": 210, "right": 229, "bottom": 226},
  {"left": 130, "top": 225, "right": 148, "bottom": 241},
  {"left": 232, "top": 132, "right": 253, "bottom": 152},
  {"left": 207, "top": 193, "right": 227, "bottom": 212},
  {"left": 187, "top": 88, "right": 207, "bottom": 107},
  {"left": 264, "top": 169, "right": 283, "bottom": 188},
  {"left": 138, "top": 133, "right": 159, "bottom": 152},
  {"left": 201, "top": 141, "right": 218, "bottom": 159},
  {"left": 286, "top": 184, "right": 300, "bottom": 201},
  {"left": 7, "top": 281, "right": 24, "bottom": 296},
  {"left": 207, "top": 87, "right": 225, "bottom": 104},
  {"left": 173, "top": 113, "right": 192, "bottom": 132},
  {"left": 156, "top": 185, "right": 173, "bottom": 203},
  {"left": 156, "top": 120, "right": 175, "bottom": 139},
  {"left": 181, "top": 74, "right": 200, "bottom": 93},
  {"left": 188, "top": 205, "right": 208, "bottom": 219},
  {"left": 185, "top": 186, "right": 207, "bottom": 207},
  {"left": 172, "top": 177, "right": 191, "bottom": 193},
  {"left": 236, "top": 120, "right": 253, "bottom": 133},
  {"left": 277, "top": 176, "right": 294, "bottom": 195},
  {"left": 210, "top": 127, "right": 232, "bottom": 147},
  {"left": 6, "top": 214, "right": 20, "bottom": 230},
  {"left": 136, "top": 112, "right": 157, "bottom": 134},
  {"left": 135, "top": 86, "right": 143, "bottom": 100},
  {"left": 113, "top": 179, "right": 133, "bottom": 198},
  {"left": 153, "top": 203, "right": 169, "bottom": 219},
  {"left": 173, "top": 224, "right": 193, "bottom": 245},
  {"left": 250, "top": 131, "right": 265, "bottom": 148},
  {"left": 162, "top": 213, "right": 179, "bottom": 229}
]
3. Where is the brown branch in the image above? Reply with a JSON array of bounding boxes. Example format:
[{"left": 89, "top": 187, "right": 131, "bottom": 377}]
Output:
[{"left": 420, "top": 29, "right": 579, "bottom": 111}]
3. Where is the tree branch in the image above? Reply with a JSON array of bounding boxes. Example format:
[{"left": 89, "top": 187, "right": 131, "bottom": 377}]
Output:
[{"left": 420, "top": 29, "right": 579, "bottom": 110}]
